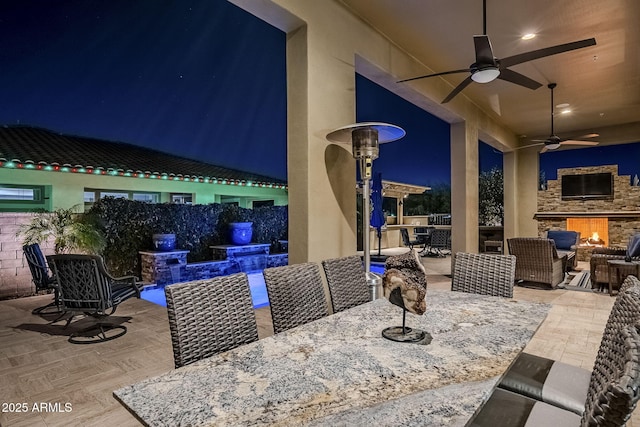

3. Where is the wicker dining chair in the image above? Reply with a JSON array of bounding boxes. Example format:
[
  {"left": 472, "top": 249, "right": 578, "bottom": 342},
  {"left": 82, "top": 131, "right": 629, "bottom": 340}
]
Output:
[
  {"left": 164, "top": 273, "right": 259, "bottom": 368},
  {"left": 470, "top": 321, "right": 640, "bottom": 426},
  {"left": 451, "top": 252, "right": 516, "bottom": 298},
  {"left": 492, "top": 275, "right": 640, "bottom": 419},
  {"left": 321, "top": 255, "right": 370, "bottom": 313},
  {"left": 263, "top": 262, "right": 329, "bottom": 334}
]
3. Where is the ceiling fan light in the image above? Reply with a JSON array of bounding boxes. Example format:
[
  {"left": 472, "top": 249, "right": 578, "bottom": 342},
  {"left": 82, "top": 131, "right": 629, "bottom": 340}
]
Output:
[
  {"left": 546, "top": 142, "right": 561, "bottom": 150},
  {"left": 471, "top": 68, "right": 500, "bottom": 83}
]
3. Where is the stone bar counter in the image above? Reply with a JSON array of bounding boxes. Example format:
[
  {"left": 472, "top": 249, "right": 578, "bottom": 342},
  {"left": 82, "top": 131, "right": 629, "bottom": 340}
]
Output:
[{"left": 114, "top": 290, "right": 550, "bottom": 426}]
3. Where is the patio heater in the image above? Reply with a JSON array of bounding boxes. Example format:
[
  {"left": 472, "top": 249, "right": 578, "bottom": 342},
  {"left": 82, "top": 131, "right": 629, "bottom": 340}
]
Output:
[{"left": 326, "top": 122, "right": 406, "bottom": 300}]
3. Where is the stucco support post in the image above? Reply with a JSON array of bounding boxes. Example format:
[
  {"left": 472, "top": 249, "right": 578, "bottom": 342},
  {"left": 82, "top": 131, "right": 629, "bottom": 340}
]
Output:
[
  {"left": 503, "top": 148, "right": 539, "bottom": 245},
  {"left": 285, "top": 21, "right": 357, "bottom": 264},
  {"left": 450, "top": 121, "right": 479, "bottom": 255}
]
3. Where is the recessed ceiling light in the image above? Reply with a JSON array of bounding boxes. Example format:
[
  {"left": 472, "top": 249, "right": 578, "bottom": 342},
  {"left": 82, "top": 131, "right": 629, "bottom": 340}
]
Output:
[
  {"left": 556, "top": 103, "right": 570, "bottom": 108},
  {"left": 560, "top": 109, "right": 572, "bottom": 114},
  {"left": 521, "top": 33, "right": 536, "bottom": 40}
]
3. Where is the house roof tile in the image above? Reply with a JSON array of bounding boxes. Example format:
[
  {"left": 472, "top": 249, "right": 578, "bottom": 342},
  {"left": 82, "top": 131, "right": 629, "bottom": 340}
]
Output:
[{"left": 0, "top": 125, "right": 287, "bottom": 187}]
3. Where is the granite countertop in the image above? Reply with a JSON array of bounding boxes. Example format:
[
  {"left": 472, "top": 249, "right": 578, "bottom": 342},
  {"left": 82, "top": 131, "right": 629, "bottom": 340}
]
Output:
[{"left": 114, "top": 289, "right": 550, "bottom": 426}]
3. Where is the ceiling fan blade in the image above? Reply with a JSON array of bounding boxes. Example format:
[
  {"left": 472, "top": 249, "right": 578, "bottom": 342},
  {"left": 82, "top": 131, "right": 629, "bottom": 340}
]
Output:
[
  {"left": 474, "top": 35, "right": 495, "bottom": 64},
  {"left": 577, "top": 133, "right": 599, "bottom": 139},
  {"left": 442, "top": 76, "right": 473, "bottom": 103},
  {"left": 531, "top": 139, "right": 548, "bottom": 142},
  {"left": 514, "top": 142, "right": 543, "bottom": 150},
  {"left": 540, "top": 145, "right": 550, "bottom": 154},
  {"left": 560, "top": 140, "right": 599, "bottom": 146},
  {"left": 500, "top": 38, "right": 596, "bottom": 68},
  {"left": 496, "top": 68, "right": 542, "bottom": 90},
  {"left": 397, "top": 69, "right": 470, "bottom": 83}
]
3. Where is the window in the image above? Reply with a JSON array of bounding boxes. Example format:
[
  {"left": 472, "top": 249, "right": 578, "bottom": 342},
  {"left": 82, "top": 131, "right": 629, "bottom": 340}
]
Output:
[
  {"left": 84, "top": 188, "right": 160, "bottom": 208},
  {"left": 0, "top": 184, "right": 49, "bottom": 212},
  {"left": 171, "top": 193, "right": 193, "bottom": 204},
  {"left": 0, "top": 185, "right": 42, "bottom": 201},
  {"left": 253, "top": 200, "right": 274, "bottom": 208},
  {"left": 133, "top": 193, "right": 159, "bottom": 203}
]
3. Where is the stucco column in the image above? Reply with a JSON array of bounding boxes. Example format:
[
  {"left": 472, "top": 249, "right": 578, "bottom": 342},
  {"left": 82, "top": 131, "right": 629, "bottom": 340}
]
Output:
[
  {"left": 450, "top": 121, "right": 479, "bottom": 254},
  {"left": 503, "top": 148, "right": 539, "bottom": 244}
]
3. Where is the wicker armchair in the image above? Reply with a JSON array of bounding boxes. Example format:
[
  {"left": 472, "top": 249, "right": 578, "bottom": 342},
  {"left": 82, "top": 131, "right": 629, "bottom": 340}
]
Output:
[
  {"left": 451, "top": 252, "right": 516, "bottom": 298},
  {"left": 507, "top": 238, "right": 567, "bottom": 288},
  {"left": 471, "top": 276, "right": 640, "bottom": 426},
  {"left": 589, "top": 246, "right": 639, "bottom": 290},
  {"left": 321, "top": 255, "right": 370, "bottom": 313},
  {"left": 164, "top": 273, "right": 259, "bottom": 368},
  {"left": 263, "top": 262, "right": 329, "bottom": 334},
  {"left": 545, "top": 230, "right": 580, "bottom": 270},
  {"left": 47, "top": 254, "right": 141, "bottom": 344}
]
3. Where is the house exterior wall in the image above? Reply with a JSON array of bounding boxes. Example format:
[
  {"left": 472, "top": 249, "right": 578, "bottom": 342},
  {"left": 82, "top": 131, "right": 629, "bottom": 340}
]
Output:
[{"left": 0, "top": 168, "right": 288, "bottom": 211}]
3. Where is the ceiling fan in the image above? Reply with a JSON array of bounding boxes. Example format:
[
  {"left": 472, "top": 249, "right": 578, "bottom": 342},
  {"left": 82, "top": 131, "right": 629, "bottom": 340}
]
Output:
[
  {"left": 397, "top": 0, "right": 596, "bottom": 104},
  {"left": 529, "top": 83, "right": 599, "bottom": 153}
]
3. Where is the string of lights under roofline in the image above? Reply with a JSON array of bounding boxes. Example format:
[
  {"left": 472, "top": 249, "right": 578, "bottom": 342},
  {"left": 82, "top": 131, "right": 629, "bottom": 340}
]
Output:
[{"left": 0, "top": 159, "right": 287, "bottom": 190}]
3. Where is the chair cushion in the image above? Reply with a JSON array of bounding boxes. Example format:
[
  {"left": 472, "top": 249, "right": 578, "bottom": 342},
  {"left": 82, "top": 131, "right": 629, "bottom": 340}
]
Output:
[
  {"left": 547, "top": 231, "right": 577, "bottom": 250},
  {"left": 499, "top": 352, "right": 590, "bottom": 415},
  {"left": 469, "top": 388, "right": 581, "bottom": 427}
]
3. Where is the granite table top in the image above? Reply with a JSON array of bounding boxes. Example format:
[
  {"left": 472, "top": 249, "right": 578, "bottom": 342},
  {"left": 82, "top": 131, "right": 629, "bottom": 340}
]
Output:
[{"left": 114, "top": 289, "right": 550, "bottom": 426}]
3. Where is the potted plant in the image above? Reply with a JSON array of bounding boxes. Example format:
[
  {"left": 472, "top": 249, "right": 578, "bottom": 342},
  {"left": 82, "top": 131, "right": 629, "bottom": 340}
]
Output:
[{"left": 18, "top": 206, "right": 105, "bottom": 254}]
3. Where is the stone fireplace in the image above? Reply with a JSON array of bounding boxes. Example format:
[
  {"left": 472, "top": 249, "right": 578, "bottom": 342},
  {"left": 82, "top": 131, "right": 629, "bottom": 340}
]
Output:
[
  {"left": 535, "top": 165, "right": 640, "bottom": 262},
  {"left": 566, "top": 217, "right": 608, "bottom": 246}
]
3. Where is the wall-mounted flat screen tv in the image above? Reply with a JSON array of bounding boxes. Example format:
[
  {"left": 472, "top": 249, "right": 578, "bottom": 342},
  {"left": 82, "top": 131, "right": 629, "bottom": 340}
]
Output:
[{"left": 561, "top": 172, "right": 614, "bottom": 200}]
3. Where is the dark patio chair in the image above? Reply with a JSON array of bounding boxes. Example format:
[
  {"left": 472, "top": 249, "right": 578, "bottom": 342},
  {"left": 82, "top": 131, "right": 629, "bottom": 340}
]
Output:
[
  {"left": 263, "top": 262, "right": 329, "bottom": 334},
  {"left": 23, "top": 243, "right": 61, "bottom": 314},
  {"left": 164, "top": 273, "right": 259, "bottom": 368},
  {"left": 47, "top": 254, "right": 142, "bottom": 344},
  {"left": 400, "top": 228, "right": 421, "bottom": 250},
  {"left": 321, "top": 255, "right": 370, "bottom": 313},
  {"left": 478, "top": 275, "right": 640, "bottom": 422},
  {"left": 427, "top": 228, "right": 451, "bottom": 257},
  {"left": 451, "top": 252, "right": 516, "bottom": 298}
]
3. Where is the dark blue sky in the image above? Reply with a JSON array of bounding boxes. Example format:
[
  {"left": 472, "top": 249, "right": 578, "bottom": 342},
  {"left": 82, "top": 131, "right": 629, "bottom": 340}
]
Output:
[
  {"left": 356, "top": 74, "right": 452, "bottom": 186},
  {"left": 0, "top": 0, "right": 287, "bottom": 180},
  {"left": 2, "top": 1, "right": 637, "bottom": 187}
]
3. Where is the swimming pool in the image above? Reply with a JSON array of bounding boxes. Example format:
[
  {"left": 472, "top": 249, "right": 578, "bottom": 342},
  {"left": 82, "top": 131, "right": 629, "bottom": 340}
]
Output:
[
  {"left": 141, "top": 272, "right": 270, "bottom": 309},
  {"left": 141, "top": 263, "right": 386, "bottom": 309}
]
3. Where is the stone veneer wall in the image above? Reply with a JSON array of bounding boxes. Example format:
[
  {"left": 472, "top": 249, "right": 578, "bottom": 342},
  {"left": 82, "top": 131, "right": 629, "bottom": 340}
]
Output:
[
  {"left": 537, "top": 165, "right": 640, "bottom": 249},
  {"left": 0, "top": 213, "right": 55, "bottom": 299}
]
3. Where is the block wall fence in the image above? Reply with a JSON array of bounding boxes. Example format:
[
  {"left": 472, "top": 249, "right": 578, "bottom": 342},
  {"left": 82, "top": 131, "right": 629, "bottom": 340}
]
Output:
[{"left": 0, "top": 213, "right": 55, "bottom": 299}]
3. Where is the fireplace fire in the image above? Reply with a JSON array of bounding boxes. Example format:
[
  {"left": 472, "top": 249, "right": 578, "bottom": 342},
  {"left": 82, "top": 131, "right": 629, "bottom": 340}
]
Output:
[
  {"left": 585, "top": 231, "right": 605, "bottom": 246},
  {"left": 567, "top": 218, "right": 608, "bottom": 247}
]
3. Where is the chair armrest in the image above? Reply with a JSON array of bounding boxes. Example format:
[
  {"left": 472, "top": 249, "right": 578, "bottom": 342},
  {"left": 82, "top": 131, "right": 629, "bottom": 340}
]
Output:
[{"left": 112, "top": 275, "right": 141, "bottom": 297}]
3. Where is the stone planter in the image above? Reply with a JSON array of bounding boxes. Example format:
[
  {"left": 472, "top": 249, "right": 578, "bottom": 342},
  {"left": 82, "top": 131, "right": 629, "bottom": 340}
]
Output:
[
  {"left": 152, "top": 233, "right": 176, "bottom": 251},
  {"left": 229, "top": 222, "right": 253, "bottom": 245}
]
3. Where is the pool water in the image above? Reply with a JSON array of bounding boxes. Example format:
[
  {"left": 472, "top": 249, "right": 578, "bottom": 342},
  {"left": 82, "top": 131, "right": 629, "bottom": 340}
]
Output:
[
  {"left": 141, "top": 263, "right": 385, "bottom": 309},
  {"left": 370, "top": 264, "right": 385, "bottom": 275},
  {"left": 141, "top": 272, "right": 270, "bottom": 309}
]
